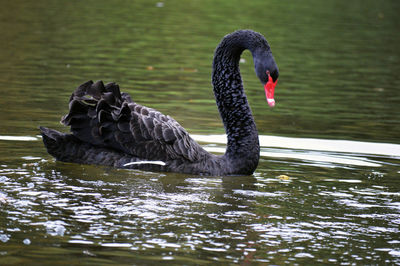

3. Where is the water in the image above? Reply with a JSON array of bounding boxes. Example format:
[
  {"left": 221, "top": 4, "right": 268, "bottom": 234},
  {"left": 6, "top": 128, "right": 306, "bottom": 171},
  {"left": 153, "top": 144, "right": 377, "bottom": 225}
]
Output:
[{"left": 1, "top": 0, "right": 400, "bottom": 264}]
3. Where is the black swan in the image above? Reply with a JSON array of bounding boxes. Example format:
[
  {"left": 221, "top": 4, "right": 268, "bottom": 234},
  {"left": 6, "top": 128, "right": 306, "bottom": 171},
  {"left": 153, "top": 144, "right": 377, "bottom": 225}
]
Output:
[{"left": 40, "top": 30, "right": 279, "bottom": 175}]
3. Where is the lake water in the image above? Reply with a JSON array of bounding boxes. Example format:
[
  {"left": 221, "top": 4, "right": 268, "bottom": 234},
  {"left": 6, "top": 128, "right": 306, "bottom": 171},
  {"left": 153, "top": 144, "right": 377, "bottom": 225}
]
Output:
[{"left": 1, "top": 0, "right": 400, "bottom": 264}]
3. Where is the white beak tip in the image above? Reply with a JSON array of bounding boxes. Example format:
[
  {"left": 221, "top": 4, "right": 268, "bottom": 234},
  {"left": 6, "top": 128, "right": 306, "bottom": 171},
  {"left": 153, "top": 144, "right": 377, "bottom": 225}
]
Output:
[{"left": 267, "top": 98, "right": 275, "bottom": 107}]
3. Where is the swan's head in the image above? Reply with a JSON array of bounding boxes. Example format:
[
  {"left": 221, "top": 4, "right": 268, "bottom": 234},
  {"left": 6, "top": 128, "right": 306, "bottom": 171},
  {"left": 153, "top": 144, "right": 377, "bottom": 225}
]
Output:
[{"left": 253, "top": 49, "right": 279, "bottom": 107}]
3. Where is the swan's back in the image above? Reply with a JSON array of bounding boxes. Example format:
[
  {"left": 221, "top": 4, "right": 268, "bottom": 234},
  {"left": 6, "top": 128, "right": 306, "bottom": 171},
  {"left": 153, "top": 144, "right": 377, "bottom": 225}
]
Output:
[{"left": 41, "top": 80, "right": 212, "bottom": 172}]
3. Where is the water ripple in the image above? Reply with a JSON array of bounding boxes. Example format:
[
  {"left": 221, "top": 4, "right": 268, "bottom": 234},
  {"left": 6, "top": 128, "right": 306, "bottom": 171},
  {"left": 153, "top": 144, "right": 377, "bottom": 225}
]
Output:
[{"left": 0, "top": 150, "right": 399, "bottom": 264}]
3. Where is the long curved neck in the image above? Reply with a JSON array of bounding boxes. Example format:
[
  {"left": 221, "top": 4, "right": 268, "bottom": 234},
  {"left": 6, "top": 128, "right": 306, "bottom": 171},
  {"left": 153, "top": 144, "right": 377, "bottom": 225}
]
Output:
[{"left": 212, "top": 31, "right": 260, "bottom": 174}]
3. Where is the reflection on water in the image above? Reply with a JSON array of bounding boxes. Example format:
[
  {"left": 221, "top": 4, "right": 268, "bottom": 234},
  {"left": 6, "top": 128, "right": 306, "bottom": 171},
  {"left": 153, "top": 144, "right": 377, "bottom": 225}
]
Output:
[
  {"left": 194, "top": 134, "right": 400, "bottom": 168},
  {"left": 194, "top": 134, "right": 400, "bottom": 156},
  {"left": 1, "top": 0, "right": 400, "bottom": 264}
]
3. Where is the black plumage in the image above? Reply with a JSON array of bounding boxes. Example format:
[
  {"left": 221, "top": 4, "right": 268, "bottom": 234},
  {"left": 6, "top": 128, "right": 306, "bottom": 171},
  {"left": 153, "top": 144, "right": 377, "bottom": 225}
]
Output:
[{"left": 40, "top": 30, "right": 279, "bottom": 175}]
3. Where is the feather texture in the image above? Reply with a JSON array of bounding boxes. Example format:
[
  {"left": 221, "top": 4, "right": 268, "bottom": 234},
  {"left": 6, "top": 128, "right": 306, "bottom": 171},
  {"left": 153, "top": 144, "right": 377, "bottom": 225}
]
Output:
[{"left": 61, "top": 80, "right": 209, "bottom": 163}]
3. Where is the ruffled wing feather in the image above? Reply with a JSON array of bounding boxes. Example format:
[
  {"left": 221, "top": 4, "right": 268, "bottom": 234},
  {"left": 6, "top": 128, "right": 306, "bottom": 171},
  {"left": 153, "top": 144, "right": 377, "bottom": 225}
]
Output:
[{"left": 61, "top": 80, "right": 208, "bottom": 162}]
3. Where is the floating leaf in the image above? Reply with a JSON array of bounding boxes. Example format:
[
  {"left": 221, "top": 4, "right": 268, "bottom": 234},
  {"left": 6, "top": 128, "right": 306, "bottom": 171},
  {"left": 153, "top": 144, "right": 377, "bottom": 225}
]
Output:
[{"left": 277, "top": 174, "right": 290, "bottom": 180}]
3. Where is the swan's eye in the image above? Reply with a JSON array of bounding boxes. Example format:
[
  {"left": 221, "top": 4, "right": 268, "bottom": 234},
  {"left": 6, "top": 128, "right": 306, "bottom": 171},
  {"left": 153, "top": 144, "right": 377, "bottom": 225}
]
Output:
[
  {"left": 266, "top": 70, "right": 273, "bottom": 81},
  {"left": 265, "top": 70, "right": 271, "bottom": 82}
]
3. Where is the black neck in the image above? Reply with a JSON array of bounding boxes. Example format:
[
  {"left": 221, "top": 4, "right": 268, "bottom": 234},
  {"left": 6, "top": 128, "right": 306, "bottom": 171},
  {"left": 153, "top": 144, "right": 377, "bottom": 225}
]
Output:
[{"left": 212, "top": 30, "right": 262, "bottom": 174}]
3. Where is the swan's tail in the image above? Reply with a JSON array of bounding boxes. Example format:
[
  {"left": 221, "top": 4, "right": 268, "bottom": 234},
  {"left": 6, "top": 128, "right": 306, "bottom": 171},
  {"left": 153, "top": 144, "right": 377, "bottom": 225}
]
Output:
[
  {"left": 39, "top": 126, "right": 140, "bottom": 168},
  {"left": 39, "top": 126, "right": 80, "bottom": 162}
]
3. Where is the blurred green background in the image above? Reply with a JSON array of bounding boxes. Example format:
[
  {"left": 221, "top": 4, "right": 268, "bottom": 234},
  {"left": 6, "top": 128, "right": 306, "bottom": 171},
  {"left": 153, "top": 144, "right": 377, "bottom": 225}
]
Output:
[{"left": 0, "top": 0, "right": 399, "bottom": 143}]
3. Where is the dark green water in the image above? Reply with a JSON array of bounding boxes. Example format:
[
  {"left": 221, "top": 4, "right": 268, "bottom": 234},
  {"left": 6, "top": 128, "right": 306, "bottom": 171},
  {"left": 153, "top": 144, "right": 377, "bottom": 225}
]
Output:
[{"left": 1, "top": 0, "right": 400, "bottom": 264}]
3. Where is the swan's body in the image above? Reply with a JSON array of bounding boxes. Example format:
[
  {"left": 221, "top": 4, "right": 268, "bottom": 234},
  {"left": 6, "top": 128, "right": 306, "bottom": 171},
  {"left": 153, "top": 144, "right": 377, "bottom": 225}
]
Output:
[{"left": 40, "top": 30, "right": 279, "bottom": 176}]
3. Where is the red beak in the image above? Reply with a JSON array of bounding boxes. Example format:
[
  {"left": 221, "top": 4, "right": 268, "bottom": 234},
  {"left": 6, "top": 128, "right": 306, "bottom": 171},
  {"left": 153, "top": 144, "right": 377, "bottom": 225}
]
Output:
[{"left": 264, "top": 73, "right": 278, "bottom": 107}]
